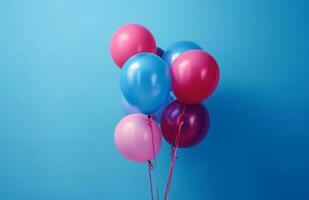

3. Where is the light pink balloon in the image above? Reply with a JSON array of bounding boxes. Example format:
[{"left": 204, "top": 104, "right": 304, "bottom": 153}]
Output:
[
  {"left": 110, "top": 24, "right": 157, "bottom": 68},
  {"left": 114, "top": 114, "right": 162, "bottom": 162}
]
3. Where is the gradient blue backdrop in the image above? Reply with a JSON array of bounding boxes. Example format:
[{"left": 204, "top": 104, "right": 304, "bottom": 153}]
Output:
[{"left": 0, "top": 0, "right": 308, "bottom": 199}]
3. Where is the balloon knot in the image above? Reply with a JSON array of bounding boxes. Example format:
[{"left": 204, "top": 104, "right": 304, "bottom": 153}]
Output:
[
  {"left": 147, "top": 115, "right": 156, "bottom": 126},
  {"left": 148, "top": 160, "right": 154, "bottom": 170},
  {"left": 170, "top": 146, "right": 178, "bottom": 159},
  {"left": 148, "top": 115, "right": 155, "bottom": 120}
]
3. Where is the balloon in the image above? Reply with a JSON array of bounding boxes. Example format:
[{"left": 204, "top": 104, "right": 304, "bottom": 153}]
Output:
[
  {"left": 152, "top": 95, "right": 171, "bottom": 122},
  {"left": 171, "top": 50, "right": 219, "bottom": 104},
  {"left": 162, "top": 41, "right": 202, "bottom": 66},
  {"left": 160, "top": 100, "right": 210, "bottom": 148},
  {"left": 110, "top": 24, "right": 157, "bottom": 68},
  {"left": 121, "top": 94, "right": 172, "bottom": 122},
  {"left": 121, "top": 94, "right": 140, "bottom": 114},
  {"left": 120, "top": 53, "right": 171, "bottom": 114},
  {"left": 156, "top": 47, "right": 164, "bottom": 57},
  {"left": 114, "top": 114, "right": 162, "bottom": 162}
]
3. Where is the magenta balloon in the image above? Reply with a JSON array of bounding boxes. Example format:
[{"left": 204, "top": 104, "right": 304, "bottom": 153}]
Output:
[
  {"left": 160, "top": 100, "right": 210, "bottom": 148},
  {"left": 171, "top": 50, "right": 219, "bottom": 104},
  {"left": 110, "top": 24, "right": 157, "bottom": 68},
  {"left": 114, "top": 114, "right": 162, "bottom": 162}
]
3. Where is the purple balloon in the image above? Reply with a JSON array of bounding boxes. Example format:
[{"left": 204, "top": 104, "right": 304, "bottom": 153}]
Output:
[
  {"left": 121, "top": 94, "right": 171, "bottom": 122},
  {"left": 156, "top": 47, "right": 164, "bottom": 57},
  {"left": 121, "top": 94, "right": 140, "bottom": 114},
  {"left": 160, "top": 100, "right": 210, "bottom": 148}
]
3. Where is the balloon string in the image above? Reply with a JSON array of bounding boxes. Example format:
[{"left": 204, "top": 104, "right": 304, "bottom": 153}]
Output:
[
  {"left": 164, "top": 105, "right": 186, "bottom": 200},
  {"left": 148, "top": 116, "right": 160, "bottom": 200},
  {"left": 148, "top": 160, "right": 154, "bottom": 200}
]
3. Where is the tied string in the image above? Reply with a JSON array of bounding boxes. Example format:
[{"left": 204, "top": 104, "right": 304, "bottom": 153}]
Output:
[
  {"left": 147, "top": 115, "right": 160, "bottom": 200},
  {"left": 164, "top": 105, "right": 186, "bottom": 200}
]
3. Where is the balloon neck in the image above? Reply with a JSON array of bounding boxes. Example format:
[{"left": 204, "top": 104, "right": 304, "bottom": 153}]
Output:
[
  {"left": 148, "top": 160, "right": 153, "bottom": 169},
  {"left": 147, "top": 114, "right": 156, "bottom": 121}
]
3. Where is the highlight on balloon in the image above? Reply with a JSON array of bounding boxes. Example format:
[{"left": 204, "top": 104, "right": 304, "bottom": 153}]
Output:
[{"left": 110, "top": 23, "right": 220, "bottom": 200}]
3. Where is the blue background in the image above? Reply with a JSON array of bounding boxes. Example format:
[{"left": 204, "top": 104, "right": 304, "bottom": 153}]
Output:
[{"left": 0, "top": 0, "right": 308, "bottom": 199}]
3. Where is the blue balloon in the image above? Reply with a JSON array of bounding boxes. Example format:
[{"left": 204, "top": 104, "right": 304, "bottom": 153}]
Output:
[
  {"left": 162, "top": 41, "right": 203, "bottom": 66},
  {"left": 152, "top": 95, "right": 171, "bottom": 122},
  {"left": 120, "top": 53, "right": 171, "bottom": 114}
]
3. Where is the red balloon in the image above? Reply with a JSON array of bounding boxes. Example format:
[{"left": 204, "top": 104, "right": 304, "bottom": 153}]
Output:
[
  {"left": 110, "top": 24, "right": 157, "bottom": 68},
  {"left": 171, "top": 50, "right": 219, "bottom": 104},
  {"left": 160, "top": 100, "right": 210, "bottom": 148}
]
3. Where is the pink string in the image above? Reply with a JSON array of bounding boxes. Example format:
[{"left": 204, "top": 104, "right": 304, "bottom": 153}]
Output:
[
  {"left": 164, "top": 105, "right": 186, "bottom": 200},
  {"left": 148, "top": 115, "right": 160, "bottom": 200}
]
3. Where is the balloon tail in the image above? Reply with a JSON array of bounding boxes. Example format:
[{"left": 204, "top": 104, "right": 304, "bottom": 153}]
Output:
[{"left": 148, "top": 116, "right": 160, "bottom": 200}]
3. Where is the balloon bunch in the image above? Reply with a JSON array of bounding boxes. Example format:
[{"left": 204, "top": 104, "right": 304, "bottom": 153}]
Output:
[{"left": 110, "top": 24, "right": 219, "bottom": 200}]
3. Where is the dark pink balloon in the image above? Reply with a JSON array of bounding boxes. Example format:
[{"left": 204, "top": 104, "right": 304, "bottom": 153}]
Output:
[
  {"left": 110, "top": 24, "right": 157, "bottom": 68},
  {"left": 171, "top": 50, "right": 220, "bottom": 104},
  {"left": 160, "top": 100, "right": 210, "bottom": 148}
]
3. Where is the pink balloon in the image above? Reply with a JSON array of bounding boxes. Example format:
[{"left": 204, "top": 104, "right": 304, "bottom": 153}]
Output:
[
  {"left": 110, "top": 24, "right": 157, "bottom": 68},
  {"left": 114, "top": 114, "right": 162, "bottom": 162}
]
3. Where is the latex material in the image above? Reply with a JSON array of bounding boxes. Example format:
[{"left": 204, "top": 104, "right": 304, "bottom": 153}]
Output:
[
  {"left": 120, "top": 94, "right": 140, "bottom": 114},
  {"left": 120, "top": 53, "right": 171, "bottom": 114},
  {"left": 171, "top": 50, "right": 219, "bottom": 104},
  {"left": 160, "top": 100, "right": 209, "bottom": 148},
  {"left": 114, "top": 114, "right": 162, "bottom": 162},
  {"left": 110, "top": 24, "right": 156, "bottom": 68},
  {"left": 162, "top": 41, "right": 202, "bottom": 66}
]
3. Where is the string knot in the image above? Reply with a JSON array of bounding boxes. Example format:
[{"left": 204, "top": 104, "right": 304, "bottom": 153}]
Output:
[
  {"left": 170, "top": 146, "right": 178, "bottom": 159},
  {"left": 148, "top": 160, "right": 154, "bottom": 170}
]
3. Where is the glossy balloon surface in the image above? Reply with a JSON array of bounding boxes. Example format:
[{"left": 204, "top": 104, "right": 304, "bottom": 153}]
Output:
[
  {"left": 110, "top": 24, "right": 156, "bottom": 68},
  {"left": 171, "top": 50, "right": 219, "bottom": 104},
  {"left": 160, "top": 100, "right": 209, "bottom": 148},
  {"left": 120, "top": 53, "right": 171, "bottom": 114},
  {"left": 114, "top": 114, "right": 162, "bottom": 162}
]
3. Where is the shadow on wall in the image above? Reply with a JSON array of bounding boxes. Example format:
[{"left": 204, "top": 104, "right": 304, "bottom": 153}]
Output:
[{"left": 173, "top": 86, "right": 309, "bottom": 200}]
